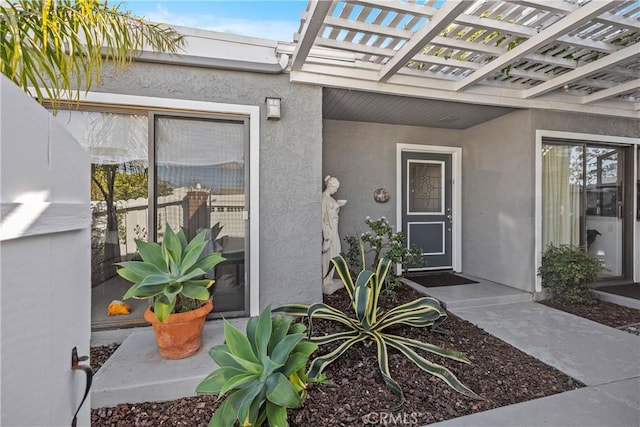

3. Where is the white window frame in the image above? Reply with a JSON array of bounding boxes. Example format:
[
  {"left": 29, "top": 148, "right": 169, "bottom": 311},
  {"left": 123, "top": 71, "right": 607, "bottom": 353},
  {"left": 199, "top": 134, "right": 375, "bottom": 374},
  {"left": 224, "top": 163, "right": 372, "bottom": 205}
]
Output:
[
  {"left": 60, "top": 91, "right": 261, "bottom": 315},
  {"left": 535, "top": 130, "right": 639, "bottom": 291}
]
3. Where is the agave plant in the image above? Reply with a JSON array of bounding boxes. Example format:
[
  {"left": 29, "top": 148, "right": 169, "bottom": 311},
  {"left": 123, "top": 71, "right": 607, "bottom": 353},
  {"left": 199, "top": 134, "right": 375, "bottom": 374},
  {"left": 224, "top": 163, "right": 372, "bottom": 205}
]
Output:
[
  {"left": 197, "top": 306, "right": 317, "bottom": 427},
  {"left": 275, "top": 240, "right": 480, "bottom": 405},
  {"left": 117, "top": 223, "right": 224, "bottom": 322}
]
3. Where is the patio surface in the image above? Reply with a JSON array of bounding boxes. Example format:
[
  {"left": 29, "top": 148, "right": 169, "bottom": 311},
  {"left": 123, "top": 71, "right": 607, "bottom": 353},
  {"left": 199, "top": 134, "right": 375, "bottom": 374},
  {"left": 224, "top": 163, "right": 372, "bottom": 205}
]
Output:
[{"left": 92, "top": 278, "right": 640, "bottom": 426}]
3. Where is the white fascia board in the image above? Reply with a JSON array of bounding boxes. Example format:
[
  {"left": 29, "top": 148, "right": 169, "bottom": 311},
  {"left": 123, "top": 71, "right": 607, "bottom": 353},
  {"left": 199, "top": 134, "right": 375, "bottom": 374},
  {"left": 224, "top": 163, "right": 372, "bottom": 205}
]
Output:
[
  {"left": 172, "top": 25, "right": 279, "bottom": 47},
  {"left": 290, "top": 70, "right": 640, "bottom": 118},
  {"left": 135, "top": 24, "right": 285, "bottom": 73}
]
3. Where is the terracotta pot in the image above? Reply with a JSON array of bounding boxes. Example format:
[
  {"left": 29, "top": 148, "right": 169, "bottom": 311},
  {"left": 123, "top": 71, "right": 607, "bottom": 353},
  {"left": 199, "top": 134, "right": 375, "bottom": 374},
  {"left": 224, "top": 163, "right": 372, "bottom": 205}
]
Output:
[{"left": 144, "top": 300, "right": 213, "bottom": 360}]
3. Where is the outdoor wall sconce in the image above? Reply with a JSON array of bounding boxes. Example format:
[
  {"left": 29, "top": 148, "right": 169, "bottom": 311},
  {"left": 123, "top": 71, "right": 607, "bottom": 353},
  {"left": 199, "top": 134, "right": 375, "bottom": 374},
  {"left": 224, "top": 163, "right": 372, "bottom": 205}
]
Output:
[{"left": 266, "top": 97, "right": 281, "bottom": 120}]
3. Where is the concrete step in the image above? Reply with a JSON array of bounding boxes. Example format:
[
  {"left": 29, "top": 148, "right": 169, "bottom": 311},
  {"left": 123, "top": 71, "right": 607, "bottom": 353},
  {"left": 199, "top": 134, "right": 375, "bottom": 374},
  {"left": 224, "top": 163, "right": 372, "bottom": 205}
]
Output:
[
  {"left": 403, "top": 277, "right": 532, "bottom": 310},
  {"left": 594, "top": 290, "right": 640, "bottom": 310},
  {"left": 91, "top": 317, "right": 247, "bottom": 408}
]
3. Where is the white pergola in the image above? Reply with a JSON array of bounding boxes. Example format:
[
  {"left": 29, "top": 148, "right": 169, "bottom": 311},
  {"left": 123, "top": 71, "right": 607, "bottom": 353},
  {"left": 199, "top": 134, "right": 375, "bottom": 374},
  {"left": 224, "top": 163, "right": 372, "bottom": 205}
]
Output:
[{"left": 284, "top": 0, "right": 640, "bottom": 119}]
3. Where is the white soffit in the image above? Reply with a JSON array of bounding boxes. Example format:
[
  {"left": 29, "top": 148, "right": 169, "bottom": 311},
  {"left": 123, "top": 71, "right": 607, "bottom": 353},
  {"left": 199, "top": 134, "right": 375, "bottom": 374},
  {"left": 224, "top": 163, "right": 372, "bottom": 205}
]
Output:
[{"left": 287, "top": 0, "right": 640, "bottom": 118}]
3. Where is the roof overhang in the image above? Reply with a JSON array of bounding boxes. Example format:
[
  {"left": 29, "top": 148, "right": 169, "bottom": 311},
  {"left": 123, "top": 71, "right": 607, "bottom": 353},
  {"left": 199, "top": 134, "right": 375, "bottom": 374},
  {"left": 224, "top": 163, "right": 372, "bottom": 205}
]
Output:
[{"left": 284, "top": 0, "right": 640, "bottom": 120}]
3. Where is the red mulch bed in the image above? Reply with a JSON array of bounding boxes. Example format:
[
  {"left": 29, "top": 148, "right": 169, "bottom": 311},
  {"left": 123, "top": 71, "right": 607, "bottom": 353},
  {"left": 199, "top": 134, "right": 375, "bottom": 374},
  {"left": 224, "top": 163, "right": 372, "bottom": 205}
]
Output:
[{"left": 539, "top": 299, "right": 640, "bottom": 328}]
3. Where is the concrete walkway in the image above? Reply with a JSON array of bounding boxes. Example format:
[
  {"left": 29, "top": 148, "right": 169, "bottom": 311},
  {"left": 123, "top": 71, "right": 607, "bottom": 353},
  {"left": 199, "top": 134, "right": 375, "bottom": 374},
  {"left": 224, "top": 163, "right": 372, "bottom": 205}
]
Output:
[
  {"left": 417, "top": 281, "right": 640, "bottom": 427},
  {"left": 91, "top": 317, "right": 248, "bottom": 408}
]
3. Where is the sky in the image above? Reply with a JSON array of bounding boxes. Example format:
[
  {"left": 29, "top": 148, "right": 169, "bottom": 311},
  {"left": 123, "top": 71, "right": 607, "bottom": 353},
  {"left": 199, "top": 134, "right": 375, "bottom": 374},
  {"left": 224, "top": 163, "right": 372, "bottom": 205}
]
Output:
[{"left": 122, "top": 1, "right": 308, "bottom": 42}]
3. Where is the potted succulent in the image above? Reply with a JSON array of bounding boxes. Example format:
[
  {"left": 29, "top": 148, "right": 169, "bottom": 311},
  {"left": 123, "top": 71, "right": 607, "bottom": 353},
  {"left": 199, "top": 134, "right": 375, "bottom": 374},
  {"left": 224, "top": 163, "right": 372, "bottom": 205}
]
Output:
[{"left": 117, "top": 223, "right": 224, "bottom": 359}]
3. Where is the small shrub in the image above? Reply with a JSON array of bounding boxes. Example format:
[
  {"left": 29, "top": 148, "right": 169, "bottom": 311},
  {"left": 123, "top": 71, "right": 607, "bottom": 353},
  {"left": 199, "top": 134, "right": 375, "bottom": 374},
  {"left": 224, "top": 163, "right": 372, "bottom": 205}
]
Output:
[
  {"left": 538, "top": 244, "right": 606, "bottom": 304},
  {"left": 196, "top": 306, "right": 317, "bottom": 427},
  {"left": 276, "top": 240, "right": 480, "bottom": 406},
  {"left": 344, "top": 216, "right": 424, "bottom": 301}
]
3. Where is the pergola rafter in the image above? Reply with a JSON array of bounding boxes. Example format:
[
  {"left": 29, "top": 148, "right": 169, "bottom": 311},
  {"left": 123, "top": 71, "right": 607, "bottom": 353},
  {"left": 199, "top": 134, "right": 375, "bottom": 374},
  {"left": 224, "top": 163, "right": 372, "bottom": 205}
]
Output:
[
  {"left": 455, "top": 1, "right": 616, "bottom": 90},
  {"left": 290, "top": 0, "right": 640, "bottom": 117},
  {"left": 582, "top": 78, "right": 640, "bottom": 103},
  {"left": 523, "top": 43, "right": 640, "bottom": 97},
  {"left": 378, "top": 1, "right": 470, "bottom": 81}
]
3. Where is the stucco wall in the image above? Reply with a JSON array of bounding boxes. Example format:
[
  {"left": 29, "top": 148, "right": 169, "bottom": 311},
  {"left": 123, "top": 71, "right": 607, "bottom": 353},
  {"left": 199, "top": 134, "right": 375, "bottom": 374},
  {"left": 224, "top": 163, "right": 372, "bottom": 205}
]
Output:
[
  {"left": 323, "top": 119, "right": 463, "bottom": 250},
  {"left": 461, "top": 110, "right": 535, "bottom": 291},
  {"left": 97, "top": 63, "right": 323, "bottom": 307},
  {"left": 531, "top": 110, "right": 640, "bottom": 285},
  {"left": 1, "top": 76, "right": 91, "bottom": 426},
  {"left": 462, "top": 110, "right": 640, "bottom": 292}
]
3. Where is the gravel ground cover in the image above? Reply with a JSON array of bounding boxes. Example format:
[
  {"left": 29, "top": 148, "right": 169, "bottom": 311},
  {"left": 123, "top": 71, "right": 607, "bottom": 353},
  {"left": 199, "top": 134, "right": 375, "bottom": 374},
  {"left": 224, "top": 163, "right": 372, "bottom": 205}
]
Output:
[{"left": 92, "top": 285, "right": 596, "bottom": 426}]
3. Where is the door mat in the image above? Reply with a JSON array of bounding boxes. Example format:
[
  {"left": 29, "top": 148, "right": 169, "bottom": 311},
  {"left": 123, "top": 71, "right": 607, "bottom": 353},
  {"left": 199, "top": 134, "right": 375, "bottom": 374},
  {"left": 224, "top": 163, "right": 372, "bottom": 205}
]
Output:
[
  {"left": 596, "top": 283, "right": 640, "bottom": 300},
  {"left": 405, "top": 273, "right": 478, "bottom": 288}
]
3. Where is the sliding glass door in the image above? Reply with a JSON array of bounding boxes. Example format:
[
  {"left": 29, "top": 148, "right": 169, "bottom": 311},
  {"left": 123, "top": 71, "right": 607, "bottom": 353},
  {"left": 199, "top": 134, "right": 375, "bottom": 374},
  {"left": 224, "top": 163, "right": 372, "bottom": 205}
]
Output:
[
  {"left": 152, "top": 114, "right": 249, "bottom": 317},
  {"left": 56, "top": 109, "right": 250, "bottom": 328},
  {"left": 542, "top": 141, "right": 631, "bottom": 280}
]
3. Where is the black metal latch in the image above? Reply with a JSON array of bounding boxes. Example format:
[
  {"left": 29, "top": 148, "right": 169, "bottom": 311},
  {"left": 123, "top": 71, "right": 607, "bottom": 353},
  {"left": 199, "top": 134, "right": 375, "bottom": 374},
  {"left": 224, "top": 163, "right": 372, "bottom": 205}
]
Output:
[{"left": 71, "top": 347, "right": 93, "bottom": 427}]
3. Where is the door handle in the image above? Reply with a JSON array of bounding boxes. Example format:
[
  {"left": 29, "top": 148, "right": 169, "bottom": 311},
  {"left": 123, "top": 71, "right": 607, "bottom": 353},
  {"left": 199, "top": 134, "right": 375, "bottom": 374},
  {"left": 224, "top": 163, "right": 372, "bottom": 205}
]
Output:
[{"left": 71, "top": 347, "right": 93, "bottom": 427}]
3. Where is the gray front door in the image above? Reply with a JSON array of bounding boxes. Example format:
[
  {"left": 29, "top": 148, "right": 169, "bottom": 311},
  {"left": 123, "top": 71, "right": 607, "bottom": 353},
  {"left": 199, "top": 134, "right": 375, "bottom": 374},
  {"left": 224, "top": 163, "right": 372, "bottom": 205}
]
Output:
[{"left": 402, "top": 151, "right": 453, "bottom": 270}]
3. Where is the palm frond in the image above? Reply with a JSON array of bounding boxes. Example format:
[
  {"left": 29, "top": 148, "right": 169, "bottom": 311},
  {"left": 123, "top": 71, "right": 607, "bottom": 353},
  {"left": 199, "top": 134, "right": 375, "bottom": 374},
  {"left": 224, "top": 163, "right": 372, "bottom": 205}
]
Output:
[{"left": 0, "top": 0, "right": 184, "bottom": 110}]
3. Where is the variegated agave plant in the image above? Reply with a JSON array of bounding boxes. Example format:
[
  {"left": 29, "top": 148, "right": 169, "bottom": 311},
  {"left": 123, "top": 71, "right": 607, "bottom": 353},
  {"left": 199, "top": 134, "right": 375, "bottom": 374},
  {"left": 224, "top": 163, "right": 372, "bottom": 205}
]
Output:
[{"left": 275, "top": 240, "right": 480, "bottom": 405}]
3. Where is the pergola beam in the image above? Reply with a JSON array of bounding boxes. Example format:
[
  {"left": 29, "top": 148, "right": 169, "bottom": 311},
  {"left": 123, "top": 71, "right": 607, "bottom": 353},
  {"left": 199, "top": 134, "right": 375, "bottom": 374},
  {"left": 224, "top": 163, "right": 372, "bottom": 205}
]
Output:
[
  {"left": 519, "top": 0, "right": 640, "bottom": 30},
  {"left": 352, "top": 0, "right": 437, "bottom": 17},
  {"left": 290, "top": 69, "right": 639, "bottom": 118},
  {"left": 524, "top": 44, "right": 639, "bottom": 98},
  {"left": 291, "top": 1, "right": 334, "bottom": 71},
  {"left": 411, "top": 53, "right": 482, "bottom": 71},
  {"left": 582, "top": 78, "right": 640, "bottom": 104},
  {"left": 378, "top": 1, "right": 470, "bottom": 82},
  {"left": 454, "top": 1, "right": 616, "bottom": 91},
  {"left": 287, "top": 0, "right": 638, "bottom": 112},
  {"left": 323, "top": 15, "right": 412, "bottom": 39}
]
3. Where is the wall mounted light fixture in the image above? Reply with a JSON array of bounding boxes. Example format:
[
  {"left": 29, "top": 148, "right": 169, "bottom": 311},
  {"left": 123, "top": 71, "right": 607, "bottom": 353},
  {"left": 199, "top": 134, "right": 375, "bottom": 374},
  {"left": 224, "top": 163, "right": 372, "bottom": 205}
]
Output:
[{"left": 266, "top": 97, "right": 281, "bottom": 120}]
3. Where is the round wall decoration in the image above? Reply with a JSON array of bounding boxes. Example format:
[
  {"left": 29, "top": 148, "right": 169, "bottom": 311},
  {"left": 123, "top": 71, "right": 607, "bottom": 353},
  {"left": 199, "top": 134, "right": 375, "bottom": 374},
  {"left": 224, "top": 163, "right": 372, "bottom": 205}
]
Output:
[{"left": 374, "top": 188, "right": 390, "bottom": 203}]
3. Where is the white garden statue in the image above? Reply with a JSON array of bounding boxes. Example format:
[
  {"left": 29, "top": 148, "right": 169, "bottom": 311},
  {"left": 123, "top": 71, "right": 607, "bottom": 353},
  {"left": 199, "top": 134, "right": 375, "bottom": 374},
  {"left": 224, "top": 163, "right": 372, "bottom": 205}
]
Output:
[{"left": 322, "top": 175, "right": 347, "bottom": 294}]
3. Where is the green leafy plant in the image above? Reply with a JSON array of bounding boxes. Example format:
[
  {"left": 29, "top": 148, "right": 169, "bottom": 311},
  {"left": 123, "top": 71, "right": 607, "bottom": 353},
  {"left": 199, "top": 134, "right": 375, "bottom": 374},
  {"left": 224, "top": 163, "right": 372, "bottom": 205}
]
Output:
[
  {"left": 197, "top": 306, "right": 317, "bottom": 427},
  {"left": 117, "top": 223, "right": 224, "bottom": 322},
  {"left": 538, "top": 244, "right": 606, "bottom": 304},
  {"left": 344, "top": 216, "right": 424, "bottom": 301},
  {"left": 276, "top": 240, "right": 480, "bottom": 406}
]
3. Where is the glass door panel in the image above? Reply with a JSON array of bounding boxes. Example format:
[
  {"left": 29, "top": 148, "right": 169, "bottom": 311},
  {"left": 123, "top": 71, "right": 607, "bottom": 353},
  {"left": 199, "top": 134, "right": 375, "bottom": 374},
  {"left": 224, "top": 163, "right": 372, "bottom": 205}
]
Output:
[
  {"left": 54, "top": 110, "right": 151, "bottom": 328},
  {"left": 541, "top": 144, "right": 583, "bottom": 248},
  {"left": 542, "top": 141, "right": 628, "bottom": 281},
  {"left": 154, "top": 115, "right": 248, "bottom": 315},
  {"left": 585, "top": 147, "right": 623, "bottom": 277},
  {"left": 408, "top": 161, "right": 444, "bottom": 214}
]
